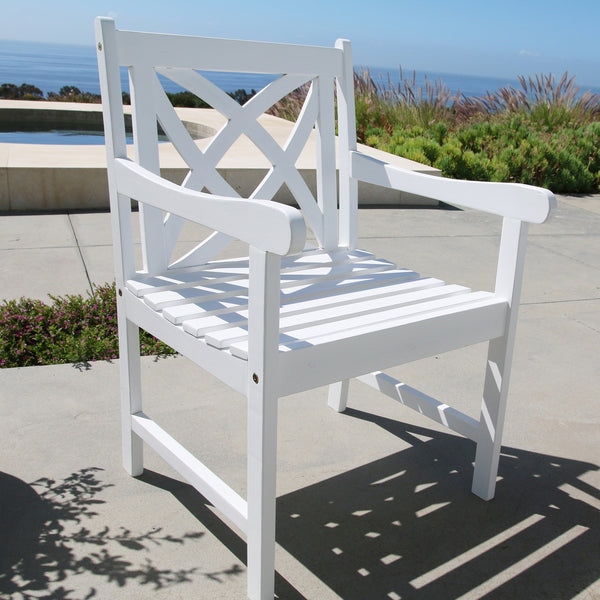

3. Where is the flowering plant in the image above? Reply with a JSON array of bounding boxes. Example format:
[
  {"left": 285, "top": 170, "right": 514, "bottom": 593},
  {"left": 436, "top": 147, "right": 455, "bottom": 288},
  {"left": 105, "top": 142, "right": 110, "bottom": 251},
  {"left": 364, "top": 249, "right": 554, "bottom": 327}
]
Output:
[{"left": 0, "top": 282, "right": 175, "bottom": 368}]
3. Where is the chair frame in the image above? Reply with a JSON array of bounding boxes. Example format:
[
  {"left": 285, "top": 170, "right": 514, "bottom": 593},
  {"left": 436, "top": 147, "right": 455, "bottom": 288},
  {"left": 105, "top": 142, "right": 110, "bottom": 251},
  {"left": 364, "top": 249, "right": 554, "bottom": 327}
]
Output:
[{"left": 96, "top": 17, "right": 555, "bottom": 600}]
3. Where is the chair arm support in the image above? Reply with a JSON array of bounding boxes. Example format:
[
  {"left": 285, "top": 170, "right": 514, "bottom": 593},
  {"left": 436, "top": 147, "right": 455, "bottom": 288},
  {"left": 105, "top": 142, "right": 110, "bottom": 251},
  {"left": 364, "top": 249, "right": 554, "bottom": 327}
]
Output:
[
  {"left": 351, "top": 151, "right": 556, "bottom": 224},
  {"left": 114, "top": 159, "right": 306, "bottom": 256}
]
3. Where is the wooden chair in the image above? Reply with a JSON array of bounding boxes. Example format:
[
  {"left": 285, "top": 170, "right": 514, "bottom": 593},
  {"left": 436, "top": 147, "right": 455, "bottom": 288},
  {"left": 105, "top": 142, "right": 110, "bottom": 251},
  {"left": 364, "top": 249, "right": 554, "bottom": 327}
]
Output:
[{"left": 95, "top": 17, "right": 555, "bottom": 599}]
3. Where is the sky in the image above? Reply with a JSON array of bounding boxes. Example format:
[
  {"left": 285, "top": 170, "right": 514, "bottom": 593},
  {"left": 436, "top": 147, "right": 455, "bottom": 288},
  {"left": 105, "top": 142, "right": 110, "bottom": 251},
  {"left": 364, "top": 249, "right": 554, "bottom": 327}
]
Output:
[{"left": 1, "top": 0, "right": 599, "bottom": 87}]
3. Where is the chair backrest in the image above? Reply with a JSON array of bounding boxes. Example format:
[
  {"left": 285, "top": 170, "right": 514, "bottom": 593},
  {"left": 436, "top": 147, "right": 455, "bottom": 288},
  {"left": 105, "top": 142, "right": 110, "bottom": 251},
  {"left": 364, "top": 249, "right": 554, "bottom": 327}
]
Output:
[{"left": 95, "top": 18, "right": 358, "bottom": 277}]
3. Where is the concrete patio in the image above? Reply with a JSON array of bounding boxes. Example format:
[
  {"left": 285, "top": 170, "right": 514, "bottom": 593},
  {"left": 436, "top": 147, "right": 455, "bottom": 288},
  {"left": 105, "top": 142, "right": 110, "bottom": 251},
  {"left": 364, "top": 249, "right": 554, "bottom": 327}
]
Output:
[{"left": 1, "top": 195, "right": 599, "bottom": 599}]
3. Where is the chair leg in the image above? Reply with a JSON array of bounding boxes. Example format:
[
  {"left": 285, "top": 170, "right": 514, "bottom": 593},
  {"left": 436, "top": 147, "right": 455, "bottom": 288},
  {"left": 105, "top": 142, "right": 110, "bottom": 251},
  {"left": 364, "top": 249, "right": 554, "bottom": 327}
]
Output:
[
  {"left": 328, "top": 379, "right": 350, "bottom": 412},
  {"left": 472, "top": 336, "right": 512, "bottom": 500},
  {"left": 246, "top": 385, "right": 278, "bottom": 600},
  {"left": 119, "top": 318, "right": 143, "bottom": 476}
]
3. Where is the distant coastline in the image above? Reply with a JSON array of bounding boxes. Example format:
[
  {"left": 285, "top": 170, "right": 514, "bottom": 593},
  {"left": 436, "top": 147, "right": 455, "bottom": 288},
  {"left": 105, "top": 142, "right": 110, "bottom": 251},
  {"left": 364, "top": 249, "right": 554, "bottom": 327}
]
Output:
[{"left": 1, "top": 38, "right": 599, "bottom": 98}]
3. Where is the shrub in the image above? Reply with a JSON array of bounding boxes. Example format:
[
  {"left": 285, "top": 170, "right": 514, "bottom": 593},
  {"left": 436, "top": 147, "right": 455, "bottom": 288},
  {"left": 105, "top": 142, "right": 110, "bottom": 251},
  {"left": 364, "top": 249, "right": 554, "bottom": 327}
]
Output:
[
  {"left": 0, "top": 82, "right": 44, "bottom": 100},
  {"left": 166, "top": 88, "right": 257, "bottom": 108},
  {"left": 0, "top": 283, "right": 175, "bottom": 368},
  {"left": 47, "top": 86, "right": 101, "bottom": 103},
  {"left": 369, "top": 104, "right": 599, "bottom": 193},
  {"left": 166, "top": 90, "right": 211, "bottom": 108}
]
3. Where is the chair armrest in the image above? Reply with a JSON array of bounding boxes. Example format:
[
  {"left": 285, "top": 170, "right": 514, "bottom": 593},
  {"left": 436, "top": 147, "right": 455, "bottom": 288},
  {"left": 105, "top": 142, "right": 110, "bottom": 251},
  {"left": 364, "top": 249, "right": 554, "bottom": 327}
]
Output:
[
  {"left": 114, "top": 158, "right": 306, "bottom": 256},
  {"left": 351, "top": 151, "right": 556, "bottom": 224}
]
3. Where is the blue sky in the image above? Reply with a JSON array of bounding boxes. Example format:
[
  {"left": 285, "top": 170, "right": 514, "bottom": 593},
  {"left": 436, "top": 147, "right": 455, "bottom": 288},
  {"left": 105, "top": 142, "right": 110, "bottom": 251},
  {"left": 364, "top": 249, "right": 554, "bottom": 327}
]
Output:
[{"left": 1, "top": 0, "right": 599, "bottom": 86}]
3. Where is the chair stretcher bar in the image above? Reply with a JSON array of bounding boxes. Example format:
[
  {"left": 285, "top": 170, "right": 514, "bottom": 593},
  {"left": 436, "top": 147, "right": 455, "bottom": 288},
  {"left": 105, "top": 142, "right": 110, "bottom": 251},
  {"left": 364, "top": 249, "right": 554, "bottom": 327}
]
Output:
[{"left": 131, "top": 411, "right": 248, "bottom": 533}]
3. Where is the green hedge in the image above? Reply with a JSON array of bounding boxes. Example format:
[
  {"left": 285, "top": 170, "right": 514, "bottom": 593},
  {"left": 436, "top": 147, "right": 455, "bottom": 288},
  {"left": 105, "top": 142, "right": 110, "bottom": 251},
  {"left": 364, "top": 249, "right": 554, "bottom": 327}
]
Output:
[{"left": 366, "top": 116, "right": 600, "bottom": 193}]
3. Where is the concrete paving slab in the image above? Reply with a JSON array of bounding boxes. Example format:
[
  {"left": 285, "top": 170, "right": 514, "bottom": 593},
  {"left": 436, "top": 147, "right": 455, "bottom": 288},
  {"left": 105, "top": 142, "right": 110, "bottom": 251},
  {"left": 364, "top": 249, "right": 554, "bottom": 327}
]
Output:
[
  {"left": 0, "top": 213, "right": 75, "bottom": 249},
  {"left": 68, "top": 210, "right": 135, "bottom": 247},
  {"left": 532, "top": 200, "right": 600, "bottom": 236},
  {"left": 0, "top": 246, "right": 89, "bottom": 302},
  {"left": 529, "top": 233, "right": 600, "bottom": 276},
  {"left": 1, "top": 349, "right": 598, "bottom": 599},
  {"left": 361, "top": 234, "right": 500, "bottom": 295},
  {"left": 558, "top": 194, "right": 600, "bottom": 216},
  {"left": 78, "top": 243, "right": 128, "bottom": 289},
  {"left": 357, "top": 206, "right": 503, "bottom": 239},
  {"left": 1, "top": 196, "right": 599, "bottom": 599}
]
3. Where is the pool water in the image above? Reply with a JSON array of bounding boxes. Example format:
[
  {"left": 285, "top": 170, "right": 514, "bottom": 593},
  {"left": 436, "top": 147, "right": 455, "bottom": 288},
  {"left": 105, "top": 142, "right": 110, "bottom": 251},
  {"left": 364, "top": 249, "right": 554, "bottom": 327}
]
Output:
[
  {"left": 0, "top": 129, "right": 113, "bottom": 145},
  {"left": 0, "top": 129, "right": 169, "bottom": 145}
]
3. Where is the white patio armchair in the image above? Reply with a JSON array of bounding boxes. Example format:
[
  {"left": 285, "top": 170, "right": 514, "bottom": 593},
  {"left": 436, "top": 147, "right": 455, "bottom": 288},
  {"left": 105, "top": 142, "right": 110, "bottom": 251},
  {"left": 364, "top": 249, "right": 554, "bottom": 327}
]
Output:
[{"left": 95, "top": 17, "right": 555, "bottom": 600}]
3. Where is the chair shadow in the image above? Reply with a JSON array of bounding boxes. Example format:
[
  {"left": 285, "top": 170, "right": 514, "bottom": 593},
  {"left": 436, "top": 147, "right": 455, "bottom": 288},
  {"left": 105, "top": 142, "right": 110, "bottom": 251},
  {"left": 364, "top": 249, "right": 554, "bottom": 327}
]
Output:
[
  {"left": 141, "top": 409, "right": 599, "bottom": 600},
  {"left": 276, "top": 408, "right": 600, "bottom": 600}
]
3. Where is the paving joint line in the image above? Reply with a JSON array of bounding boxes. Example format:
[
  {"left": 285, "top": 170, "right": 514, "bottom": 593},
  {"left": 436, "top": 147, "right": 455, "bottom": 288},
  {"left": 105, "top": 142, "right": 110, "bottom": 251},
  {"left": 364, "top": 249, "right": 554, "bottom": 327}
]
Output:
[
  {"left": 67, "top": 211, "right": 94, "bottom": 295},
  {"left": 521, "top": 297, "right": 600, "bottom": 306}
]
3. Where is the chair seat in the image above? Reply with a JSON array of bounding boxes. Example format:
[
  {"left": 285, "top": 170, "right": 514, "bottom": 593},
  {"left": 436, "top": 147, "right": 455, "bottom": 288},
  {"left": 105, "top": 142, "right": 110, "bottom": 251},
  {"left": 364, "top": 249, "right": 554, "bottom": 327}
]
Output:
[{"left": 126, "top": 248, "right": 507, "bottom": 366}]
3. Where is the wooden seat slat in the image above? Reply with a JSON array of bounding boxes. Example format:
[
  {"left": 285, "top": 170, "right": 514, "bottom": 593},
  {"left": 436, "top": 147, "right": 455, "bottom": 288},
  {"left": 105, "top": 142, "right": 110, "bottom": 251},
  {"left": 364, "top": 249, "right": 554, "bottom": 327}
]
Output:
[
  {"left": 228, "top": 292, "right": 506, "bottom": 359},
  {"left": 162, "top": 267, "right": 423, "bottom": 324},
  {"left": 184, "top": 279, "right": 462, "bottom": 339},
  {"left": 140, "top": 257, "right": 396, "bottom": 311},
  {"left": 127, "top": 248, "right": 376, "bottom": 297},
  {"left": 170, "top": 273, "right": 439, "bottom": 330}
]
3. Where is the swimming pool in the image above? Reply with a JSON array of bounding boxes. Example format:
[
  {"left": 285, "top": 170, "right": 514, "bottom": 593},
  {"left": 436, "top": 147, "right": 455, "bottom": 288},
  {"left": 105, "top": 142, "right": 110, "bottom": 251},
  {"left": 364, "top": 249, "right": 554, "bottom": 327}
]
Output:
[
  {"left": 0, "top": 100, "right": 220, "bottom": 210},
  {"left": 0, "top": 129, "right": 121, "bottom": 145},
  {"left": 0, "top": 108, "right": 168, "bottom": 145}
]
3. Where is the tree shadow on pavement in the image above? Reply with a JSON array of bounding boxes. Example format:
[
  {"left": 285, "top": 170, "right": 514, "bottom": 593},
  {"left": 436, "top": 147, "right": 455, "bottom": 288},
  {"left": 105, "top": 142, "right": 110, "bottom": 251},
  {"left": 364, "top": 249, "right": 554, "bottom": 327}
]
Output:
[
  {"left": 0, "top": 467, "right": 241, "bottom": 600},
  {"left": 121, "top": 410, "right": 600, "bottom": 600}
]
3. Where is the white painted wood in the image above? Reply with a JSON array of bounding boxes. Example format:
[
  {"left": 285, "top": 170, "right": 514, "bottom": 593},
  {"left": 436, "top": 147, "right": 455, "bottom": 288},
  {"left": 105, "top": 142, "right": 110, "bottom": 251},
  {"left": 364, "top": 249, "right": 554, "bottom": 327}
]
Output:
[
  {"left": 172, "top": 275, "right": 441, "bottom": 335},
  {"left": 119, "top": 319, "right": 144, "bottom": 476},
  {"left": 152, "top": 79, "right": 237, "bottom": 266},
  {"left": 132, "top": 412, "right": 248, "bottom": 533},
  {"left": 154, "top": 75, "right": 243, "bottom": 267},
  {"left": 275, "top": 297, "right": 508, "bottom": 397},
  {"left": 122, "top": 290, "right": 248, "bottom": 396},
  {"left": 167, "top": 231, "right": 237, "bottom": 270},
  {"left": 128, "top": 66, "right": 168, "bottom": 275},
  {"left": 96, "top": 19, "right": 127, "bottom": 161},
  {"left": 314, "top": 76, "right": 338, "bottom": 250},
  {"left": 95, "top": 19, "right": 135, "bottom": 283},
  {"left": 246, "top": 249, "right": 281, "bottom": 600},
  {"left": 137, "top": 258, "right": 396, "bottom": 314},
  {"left": 152, "top": 74, "right": 321, "bottom": 269},
  {"left": 231, "top": 291, "right": 499, "bottom": 358},
  {"left": 328, "top": 380, "right": 350, "bottom": 412},
  {"left": 158, "top": 65, "right": 330, "bottom": 246},
  {"left": 335, "top": 39, "right": 358, "bottom": 249},
  {"left": 152, "top": 78, "right": 238, "bottom": 198},
  {"left": 97, "top": 18, "right": 144, "bottom": 476},
  {"left": 145, "top": 261, "right": 397, "bottom": 313},
  {"left": 158, "top": 69, "right": 309, "bottom": 170},
  {"left": 126, "top": 251, "right": 386, "bottom": 301},
  {"left": 472, "top": 218, "right": 529, "bottom": 500},
  {"left": 140, "top": 266, "right": 407, "bottom": 319},
  {"left": 97, "top": 19, "right": 555, "bottom": 599},
  {"left": 162, "top": 269, "right": 423, "bottom": 325},
  {"left": 358, "top": 372, "right": 481, "bottom": 441},
  {"left": 130, "top": 249, "right": 375, "bottom": 292},
  {"left": 188, "top": 283, "right": 467, "bottom": 340},
  {"left": 115, "top": 29, "right": 343, "bottom": 77},
  {"left": 114, "top": 159, "right": 306, "bottom": 256},
  {"left": 351, "top": 151, "right": 556, "bottom": 223}
]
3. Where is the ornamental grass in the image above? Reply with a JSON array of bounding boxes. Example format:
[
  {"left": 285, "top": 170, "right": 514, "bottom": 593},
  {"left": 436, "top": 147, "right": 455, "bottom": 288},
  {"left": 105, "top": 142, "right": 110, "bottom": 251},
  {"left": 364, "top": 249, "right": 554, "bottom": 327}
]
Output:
[{"left": 270, "top": 69, "right": 600, "bottom": 194}]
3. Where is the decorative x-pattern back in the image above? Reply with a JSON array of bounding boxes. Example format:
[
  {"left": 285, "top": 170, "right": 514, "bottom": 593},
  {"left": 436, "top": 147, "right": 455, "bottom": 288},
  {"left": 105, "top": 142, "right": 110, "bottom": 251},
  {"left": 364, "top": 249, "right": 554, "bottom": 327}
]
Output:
[{"left": 120, "top": 43, "right": 341, "bottom": 275}]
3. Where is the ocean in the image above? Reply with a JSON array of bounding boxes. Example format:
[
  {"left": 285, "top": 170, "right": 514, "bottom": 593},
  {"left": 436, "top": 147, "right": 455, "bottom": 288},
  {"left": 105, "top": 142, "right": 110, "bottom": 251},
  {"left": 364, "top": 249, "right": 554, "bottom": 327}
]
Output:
[{"left": 1, "top": 39, "right": 599, "bottom": 99}]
